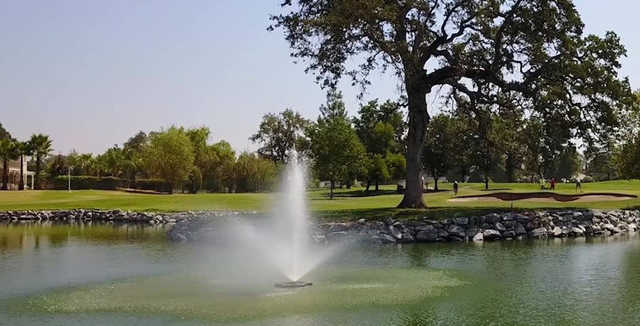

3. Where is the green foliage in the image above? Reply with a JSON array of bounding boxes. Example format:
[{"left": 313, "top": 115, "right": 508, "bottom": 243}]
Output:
[
  {"left": 0, "top": 138, "right": 19, "bottom": 190},
  {"left": 585, "top": 140, "right": 618, "bottom": 181},
  {"left": 422, "top": 114, "right": 458, "bottom": 190},
  {"left": 28, "top": 134, "right": 52, "bottom": 190},
  {"left": 233, "top": 152, "right": 277, "bottom": 193},
  {"left": 186, "top": 167, "right": 203, "bottom": 194},
  {"left": 47, "top": 154, "right": 67, "bottom": 179},
  {"left": 52, "top": 176, "right": 126, "bottom": 190},
  {"left": 367, "top": 154, "right": 389, "bottom": 191},
  {"left": 554, "top": 145, "right": 581, "bottom": 180},
  {"left": 0, "top": 123, "right": 10, "bottom": 140},
  {"left": 386, "top": 153, "right": 406, "bottom": 181},
  {"left": 306, "top": 91, "right": 366, "bottom": 198},
  {"left": 134, "top": 178, "right": 172, "bottom": 193},
  {"left": 185, "top": 127, "right": 210, "bottom": 168},
  {"left": 271, "top": 0, "right": 636, "bottom": 208},
  {"left": 201, "top": 141, "right": 236, "bottom": 192},
  {"left": 142, "top": 126, "right": 195, "bottom": 193},
  {"left": 615, "top": 132, "right": 640, "bottom": 179},
  {"left": 250, "top": 109, "right": 309, "bottom": 163},
  {"left": 122, "top": 131, "right": 149, "bottom": 182},
  {"left": 354, "top": 100, "right": 405, "bottom": 155}
]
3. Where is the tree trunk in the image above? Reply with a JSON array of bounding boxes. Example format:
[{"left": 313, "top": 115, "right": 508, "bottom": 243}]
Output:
[
  {"left": 365, "top": 180, "right": 370, "bottom": 193},
  {"left": 433, "top": 170, "right": 439, "bottom": 192},
  {"left": 1, "top": 159, "right": 7, "bottom": 190},
  {"left": 484, "top": 175, "right": 489, "bottom": 190},
  {"left": 375, "top": 179, "right": 379, "bottom": 192},
  {"left": 19, "top": 155, "right": 25, "bottom": 190},
  {"left": 398, "top": 83, "right": 428, "bottom": 208},
  {"left": 329, "top": 180, "right": 335, "bottom": 200},
  {"left": 35, "top": 156, "right": 42, "bottom": 190}
]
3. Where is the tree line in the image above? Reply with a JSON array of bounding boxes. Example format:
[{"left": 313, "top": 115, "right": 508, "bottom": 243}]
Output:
[
  {"left": 251, "top": 91, "right": 407, "bottom": 199},
  {"left": 2, "top": 86, "right": 640, "bottom": 195},
  {"left": 0, "top": 123, "right": 53, "bottom": 191},
  {"left": 0, "top": 123, "right": 278, "bottom": 193}
]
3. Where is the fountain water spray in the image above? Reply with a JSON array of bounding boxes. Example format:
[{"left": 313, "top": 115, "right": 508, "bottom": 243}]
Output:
[{"left": 217, "top": 151, "right": 340, "bottom": 288}]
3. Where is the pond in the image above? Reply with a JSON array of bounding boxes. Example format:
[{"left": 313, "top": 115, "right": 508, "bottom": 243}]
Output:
[{"left": 1, "top": 221, "right": 640, "bottom": 325}]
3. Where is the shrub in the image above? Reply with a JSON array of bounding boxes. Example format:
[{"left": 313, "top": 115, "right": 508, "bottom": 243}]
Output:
[
  {"left": 52, "top": 176, "right": 126, "bottom": 190},
  {"left": 134, "top": 178, "right": 172, "bottom": 193}
]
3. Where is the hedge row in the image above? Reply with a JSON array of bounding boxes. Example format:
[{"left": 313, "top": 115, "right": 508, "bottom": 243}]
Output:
[{"left": 53, "top": 176, "right": 171, "bottom": 193}]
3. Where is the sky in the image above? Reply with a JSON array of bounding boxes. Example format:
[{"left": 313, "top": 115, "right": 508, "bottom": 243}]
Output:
[{"left": 0, "top": 0, "right": 638, "bottom": 154}]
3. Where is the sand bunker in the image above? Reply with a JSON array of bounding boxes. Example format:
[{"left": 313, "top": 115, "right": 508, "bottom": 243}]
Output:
[{"left": 448, "top": 192, "right": 637, "bottom": 203}]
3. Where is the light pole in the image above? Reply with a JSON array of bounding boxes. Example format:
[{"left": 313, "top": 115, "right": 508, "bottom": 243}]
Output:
[{"left": 68, "top": 166, "right": 72, "bottom": 192}]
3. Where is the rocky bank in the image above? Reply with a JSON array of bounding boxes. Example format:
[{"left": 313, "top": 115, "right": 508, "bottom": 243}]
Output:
[
  {"left": 2, "top": 209, "right": 639, "bottom": 245},
  {"left": 0, "top": 209, "right": 254, "bottom": 225},
  {"left": 168, "top": 209, "right": 640, "bottom": 244}
]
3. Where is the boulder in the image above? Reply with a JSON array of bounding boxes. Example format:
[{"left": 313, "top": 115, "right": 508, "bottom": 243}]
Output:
[
  {"left": 388, "top": 224, "right": 403, "bottom": 240},
  {"left": 529, "top": 227, "right": 547, "bottom": 238},
  {"left": 416, "top": 226, "right": 438, "bottom": 242},
  {"left": 447, "top": 225, "right": 466, "bottom": 238},
  {"left": 503, "top": 230, "right": 516, "bottom": 238},
  {"left": 570, "top": 227, "right": 584, "bottom": 237},
  {"left": 483, "top": 229, "right": 502, "bottom": 241},
  {"left": 472, "top": 232, "right": 484, "bottom": 242}
]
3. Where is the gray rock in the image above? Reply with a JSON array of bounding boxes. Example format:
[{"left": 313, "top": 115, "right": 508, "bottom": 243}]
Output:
[
  {"left": 483, "top": 229, "right": 502, "bottom": 241},
  {"left": 503, "top": 230, "right": 516, "bottom": 238},
  {"left": 570, "top": 227, "right": 584, "bottom": 237},
  {"left": 495, "top": 222, "right": 507, "bottom": 232},
  {"left": 529, "top": 227, "right": 547, "bottom": 238},
  {"left": 416, "top": 226, "right": 438, "bottom": 242},
  {"left": 472, "top": 232, "right": 484, "bottom": 242},
  {"left": 447, "top": 225, "right": 466, "bottom": 238},
  {"left": 515, "top": 223, "right": 527, "bottom": 236},
  {"left": 389, "top": 225, "right": 403, "bottom": 240}
]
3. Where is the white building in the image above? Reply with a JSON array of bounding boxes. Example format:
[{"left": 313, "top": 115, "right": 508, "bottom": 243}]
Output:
[{"left": 1, "top": 158, "right": 35, "bottom": 190}]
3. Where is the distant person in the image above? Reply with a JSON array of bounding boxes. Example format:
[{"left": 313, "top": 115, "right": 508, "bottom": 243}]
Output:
[
  {"left": 539, "top": 178, "right": 546, "bottom": 190},
  {"left": 576, "top": 179, "right": 582, "bottom": 193},
  {"left": 453, "top": 181, "right": 459, "bottom": 196},
  {"left": 550, "top": 178, "right": 556, "bottom": 191}
]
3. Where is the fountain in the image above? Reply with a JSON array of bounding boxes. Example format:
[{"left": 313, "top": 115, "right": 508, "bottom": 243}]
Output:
[{"left": 221, "top": 151, "right": 339, "bottom": 288}]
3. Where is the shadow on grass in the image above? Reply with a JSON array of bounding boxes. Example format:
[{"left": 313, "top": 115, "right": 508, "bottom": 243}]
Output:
[
  {"left": 329, "top": 189, "right": 399, "bottom": 198},
  {"left": 313, "top": 206, "right": 526, "bottom": 221},
  {"left": 316, "top": 189, "right": 451, "bottom": 199},
  {"left": 313, "top": 204, "right": 626, "bottom": 222}
]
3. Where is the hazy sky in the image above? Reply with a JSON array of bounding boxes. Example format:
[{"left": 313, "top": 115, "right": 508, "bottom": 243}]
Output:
[{"left": 1, "top": 0, "right": 638, "bottom": 154}]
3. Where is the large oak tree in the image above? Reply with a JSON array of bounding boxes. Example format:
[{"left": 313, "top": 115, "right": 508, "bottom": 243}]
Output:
[{"left": 271, "top": 0, "right": 634, "bottom": 208}]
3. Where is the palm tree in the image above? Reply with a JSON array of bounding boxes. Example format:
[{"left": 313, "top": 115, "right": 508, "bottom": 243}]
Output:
[
  {"left": 0, "top": 138, "right": 19, "bottom": 190},
  {"left": 28, "top": 134, "right": 52, "bottom": 190},
  {"left": 18, "top": 141, "right": 33, "bottom": 190}
]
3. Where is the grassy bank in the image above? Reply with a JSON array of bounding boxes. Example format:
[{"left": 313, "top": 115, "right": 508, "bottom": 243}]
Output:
[{"left": 1, "top": 180, "right": 639, "bottom": 220}]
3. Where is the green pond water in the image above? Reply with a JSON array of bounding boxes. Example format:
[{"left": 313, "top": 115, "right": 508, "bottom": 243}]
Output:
[{"left": 1, "top": 222, "right": 640, "bottom": 325}]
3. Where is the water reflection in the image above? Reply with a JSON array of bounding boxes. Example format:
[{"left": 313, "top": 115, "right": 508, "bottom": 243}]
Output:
[
  {"left": 0, "top": 222, "right": 168, "bottom": 252},
  {"left": 1, "top": 222, "right": 640, "bottom": 325}
]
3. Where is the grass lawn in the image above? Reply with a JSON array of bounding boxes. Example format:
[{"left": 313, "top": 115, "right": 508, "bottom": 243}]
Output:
[{"left": 1, "top": 180, "right": 640, "bottom": 220}]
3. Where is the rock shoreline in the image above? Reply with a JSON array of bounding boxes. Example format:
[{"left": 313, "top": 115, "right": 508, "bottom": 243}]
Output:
[
  {"left": 0, "top": 209, "right": 253, "bottom": 225},
  {"left": 2, "top": 209, "right": 638, "bottom": 244},
  {"left": 315, "top": 209, "right": 640, "bottom": 244},
  {"left": 166, "top": 209, "right": 640, "bottom": 244}
]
